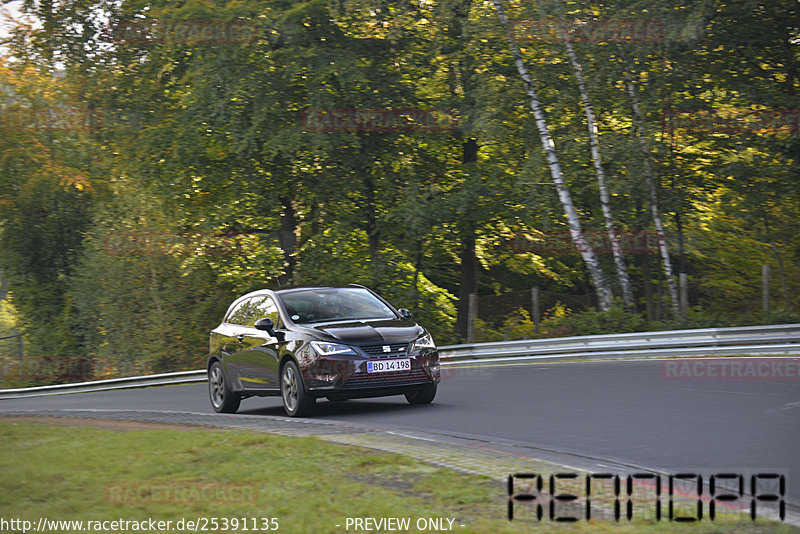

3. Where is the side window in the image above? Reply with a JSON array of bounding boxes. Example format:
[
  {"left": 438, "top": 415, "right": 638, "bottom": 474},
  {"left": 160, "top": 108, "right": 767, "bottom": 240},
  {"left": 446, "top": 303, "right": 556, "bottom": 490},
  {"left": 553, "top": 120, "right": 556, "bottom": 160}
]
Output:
[
  {"left": 226, "top": 298, "right": 256, "bottom": 326},
  {"left": 249, "top": 295, "right": 283, "bottom": 329}
]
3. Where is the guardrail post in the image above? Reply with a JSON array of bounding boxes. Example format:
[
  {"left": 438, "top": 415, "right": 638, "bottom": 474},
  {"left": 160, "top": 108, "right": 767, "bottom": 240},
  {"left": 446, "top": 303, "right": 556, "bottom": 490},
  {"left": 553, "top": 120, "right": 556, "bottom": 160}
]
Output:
[
  {"left": 531, "top": 287, "right": 540, "bottom": 334},
  {"left": 467, "top": 293, "right": 477, "bottom": 343},
  {"left": 679, "top": 273, "right": 688, "bottom": 318},
  {"left": 763, "top": 264, "right": 770, "bottom": 316},
  {"left": 0, "top": 328, "right": 23, "bottom": 383},
  {"left": 16, "top": 328, "right": 22, "bottom": 367}
]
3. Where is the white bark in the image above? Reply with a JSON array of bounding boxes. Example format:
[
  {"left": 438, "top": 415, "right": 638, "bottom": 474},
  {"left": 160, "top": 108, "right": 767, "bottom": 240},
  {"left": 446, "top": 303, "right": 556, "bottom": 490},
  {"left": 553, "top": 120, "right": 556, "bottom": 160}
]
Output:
[
  {"left": 562, "top": 34, "right": 636, "bottom": 309},
  {"left": 492, "top": 0, "right": 613, "bottom": 311},
  {"left": 616, "top": 43, "right": 680, "bottom": 316}
]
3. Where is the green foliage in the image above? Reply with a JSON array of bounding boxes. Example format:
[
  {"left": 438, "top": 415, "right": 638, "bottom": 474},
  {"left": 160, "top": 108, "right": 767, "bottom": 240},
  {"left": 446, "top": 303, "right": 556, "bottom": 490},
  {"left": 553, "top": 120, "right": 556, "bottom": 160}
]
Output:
[
  {"left": 473, "top": 308, "right": 537, "bottom": 343},
  {"left": 542, "top": 303, "right": 650, "bottom": 337},
  {"left": 0, "top": 0, "right": 798, "bottom": 382},
  {"left": 68, "top": 181, "right": 244, "bottom": 376},
  {"left": 0, "top": 299, "right": 15, "bottom": 334},
  {"left": 474, "top": 302, "right": 648, "bottom": 341},
  {"left": 475, "top": 303, "right": 800, "bottom": 343},
  {"left": 374, "top": 258, "right": 459, "bottom": 346}
]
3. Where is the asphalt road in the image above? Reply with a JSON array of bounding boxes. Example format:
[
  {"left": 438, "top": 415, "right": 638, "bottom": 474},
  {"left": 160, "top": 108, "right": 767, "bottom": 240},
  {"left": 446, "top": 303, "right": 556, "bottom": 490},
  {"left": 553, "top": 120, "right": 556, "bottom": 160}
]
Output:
[{"left": 2, "top": 359, "right": 799, "bottom": 505}]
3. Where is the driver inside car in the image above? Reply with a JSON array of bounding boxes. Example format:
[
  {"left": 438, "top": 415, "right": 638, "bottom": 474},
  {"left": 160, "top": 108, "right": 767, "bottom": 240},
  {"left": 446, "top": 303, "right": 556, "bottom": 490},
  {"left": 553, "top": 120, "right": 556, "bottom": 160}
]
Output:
[{"left": 324, "top": 299, "right": 346, "bottom": 319}]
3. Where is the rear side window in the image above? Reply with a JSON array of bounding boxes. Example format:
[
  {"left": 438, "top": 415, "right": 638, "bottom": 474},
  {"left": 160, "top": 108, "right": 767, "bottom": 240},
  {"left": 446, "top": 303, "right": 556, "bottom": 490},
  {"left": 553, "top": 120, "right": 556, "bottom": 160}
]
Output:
[
  {"left": 226, "top": 298, "right": 257, "bottom": 326},
  {"left": 249, "top": 295, "right": 283, "bottom": 329}
]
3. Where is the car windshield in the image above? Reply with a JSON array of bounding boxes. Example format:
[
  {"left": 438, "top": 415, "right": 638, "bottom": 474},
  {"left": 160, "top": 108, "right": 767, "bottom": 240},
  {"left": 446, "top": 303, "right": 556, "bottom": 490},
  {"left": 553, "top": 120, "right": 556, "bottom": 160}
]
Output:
[{"left": 278, "top": 288, "right": 397, "bottom": 324}]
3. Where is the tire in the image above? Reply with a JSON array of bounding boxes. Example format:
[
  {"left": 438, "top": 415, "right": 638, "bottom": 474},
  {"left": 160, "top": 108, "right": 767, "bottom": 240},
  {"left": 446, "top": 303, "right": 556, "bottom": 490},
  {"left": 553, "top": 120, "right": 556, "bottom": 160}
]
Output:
[
  {"left": 405, "top": 382, "right": 437, "bottom": 405},
  {"left": 281, "top": 360, "right": 315, "bottom": 417},
  {"left": 208, "top": 361, "right": 241, "bottom": 413}
]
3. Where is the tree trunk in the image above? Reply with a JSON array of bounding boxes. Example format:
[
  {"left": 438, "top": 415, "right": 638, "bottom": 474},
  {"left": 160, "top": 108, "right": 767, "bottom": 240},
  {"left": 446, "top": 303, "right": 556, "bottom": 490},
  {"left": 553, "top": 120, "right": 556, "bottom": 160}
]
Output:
[
  {"left": 763, "top": 213, "right": 793, "bottom": 310},
  {"left": 642, "top": 254, "right": 654, "bottom": 322},
  {"left": 616, "top": 43, "right": 680, "bottom": 316},
  {"left": 448, "top": 0, "right": 481, "bottom": 338},
  {"left": 413, "top": 243, "right": 422, "bottom": 308},
  {"left": 770, "top": 244, "right": 792, "bottom": 310},
  {"left": 491, "top": 0, "right": 613, "bottom": 311},
  {"left": 674, "top": 211, "right": 687, "bottom": 275},
  {"left": 361, "top": 175, "right": 380, "bottom": 266},
  {"left": 278, "top": 195, "right": 297, "bottom": 283},
  {"left": 562, "top": 34, "right": 635, "bottom": 309},
  {"left": 456, "top": 138, "right": 480, "bottom": 339},
  {"left": 455, "top": 227, "right": 477, "bottom": 339}
]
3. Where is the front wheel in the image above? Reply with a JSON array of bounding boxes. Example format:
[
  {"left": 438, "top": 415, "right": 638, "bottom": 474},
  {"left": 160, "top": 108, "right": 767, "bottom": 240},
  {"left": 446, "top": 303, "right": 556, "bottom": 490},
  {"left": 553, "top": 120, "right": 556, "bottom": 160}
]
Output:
[
  {"left": 281, "top": 361, "right": 315, "bottom": 417},
  {"left": 208, "top": 361, "right": 241, "bottom": 413},
  {"left": 405, "top": 382, "right": 437, "bottom": 405}
]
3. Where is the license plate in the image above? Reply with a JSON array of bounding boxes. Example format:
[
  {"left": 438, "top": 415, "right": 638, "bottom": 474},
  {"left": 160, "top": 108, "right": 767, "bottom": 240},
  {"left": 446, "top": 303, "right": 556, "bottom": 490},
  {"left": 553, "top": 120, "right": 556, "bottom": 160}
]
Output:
[{"left": 367, "top": 359, "right": 411, "bottom": 373}]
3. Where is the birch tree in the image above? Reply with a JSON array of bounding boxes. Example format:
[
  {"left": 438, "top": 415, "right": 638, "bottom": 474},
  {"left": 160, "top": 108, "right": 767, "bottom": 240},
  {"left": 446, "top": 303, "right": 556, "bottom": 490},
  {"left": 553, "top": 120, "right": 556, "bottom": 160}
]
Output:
[
  {"left": 491, "top": 0, "right": 613, "bottom": 311},
  {"left": 616, "top": 44, "right": 680, "bottom": 316},
  {"left": 560, "top": 29, "right": 636, "bottom": 309}
]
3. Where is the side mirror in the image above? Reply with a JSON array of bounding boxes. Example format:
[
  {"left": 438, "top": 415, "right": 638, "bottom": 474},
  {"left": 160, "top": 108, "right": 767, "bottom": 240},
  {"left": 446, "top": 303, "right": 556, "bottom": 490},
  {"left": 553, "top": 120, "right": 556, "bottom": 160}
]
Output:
[
  {"left": 254, "top": 317, "right": 276, "bottom": 335},
  {"left": 398, "top": 308, "right": 412, "bottom": 319}
]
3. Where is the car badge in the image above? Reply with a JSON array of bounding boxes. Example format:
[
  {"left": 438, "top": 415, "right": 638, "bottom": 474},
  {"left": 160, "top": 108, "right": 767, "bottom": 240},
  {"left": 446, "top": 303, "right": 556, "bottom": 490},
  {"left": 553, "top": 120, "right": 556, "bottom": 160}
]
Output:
[{"left": 382, "top": 345, "right": 391, "bottom": 353}]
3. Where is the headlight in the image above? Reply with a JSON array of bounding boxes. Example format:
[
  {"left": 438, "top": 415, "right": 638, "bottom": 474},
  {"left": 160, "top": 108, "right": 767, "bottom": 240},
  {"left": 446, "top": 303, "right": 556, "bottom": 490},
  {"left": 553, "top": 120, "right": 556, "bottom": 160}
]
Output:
[
  {"left": 310, "top": 341, "right": 357, "bottom": 356},
  {"left": 412, "top": 333, "right": 436, "bottom": 351}
]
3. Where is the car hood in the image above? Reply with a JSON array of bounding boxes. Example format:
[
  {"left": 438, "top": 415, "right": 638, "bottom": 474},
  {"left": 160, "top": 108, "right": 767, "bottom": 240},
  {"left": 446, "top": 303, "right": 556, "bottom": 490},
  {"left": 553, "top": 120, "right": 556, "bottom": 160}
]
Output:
[{"left": 296, "top": 318, "right": 424, "bottom": 344}]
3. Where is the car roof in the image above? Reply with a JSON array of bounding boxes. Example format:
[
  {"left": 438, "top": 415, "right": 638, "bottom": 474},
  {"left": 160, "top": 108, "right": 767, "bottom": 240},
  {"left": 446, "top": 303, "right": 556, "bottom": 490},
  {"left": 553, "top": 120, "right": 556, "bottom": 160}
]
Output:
[
  {"left": 227, "top": 286, "right": 370, "bottom": 305},
  {"left": 273, "top": 285, "right": 368, "bottom": 295}
]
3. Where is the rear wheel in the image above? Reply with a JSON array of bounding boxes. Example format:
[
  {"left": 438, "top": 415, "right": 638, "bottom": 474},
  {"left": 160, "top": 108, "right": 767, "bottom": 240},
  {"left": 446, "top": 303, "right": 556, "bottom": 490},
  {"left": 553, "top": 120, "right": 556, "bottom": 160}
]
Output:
[
  {"left": 281, "top": 361, "right": 315, "bottom": 417},
  {"left": 208, "top": 361, "right": 240, "bottom": 413},
  {"left": 405, "top": 382, "right": 437, "bottom": 405}
]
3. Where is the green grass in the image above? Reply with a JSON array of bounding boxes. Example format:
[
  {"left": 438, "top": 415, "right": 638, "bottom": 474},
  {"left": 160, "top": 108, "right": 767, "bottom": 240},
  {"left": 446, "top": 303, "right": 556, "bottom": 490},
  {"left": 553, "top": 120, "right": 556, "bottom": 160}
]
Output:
[{"left": 0, "top": 418, "right": 797, "bottom": 533}]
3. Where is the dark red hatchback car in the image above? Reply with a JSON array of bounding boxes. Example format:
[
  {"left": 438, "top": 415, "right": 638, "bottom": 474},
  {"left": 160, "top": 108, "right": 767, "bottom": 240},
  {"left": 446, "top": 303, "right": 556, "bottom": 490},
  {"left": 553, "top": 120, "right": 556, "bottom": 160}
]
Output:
[{"left": 207, "top": 286, "right": 440, "bottom": 416}]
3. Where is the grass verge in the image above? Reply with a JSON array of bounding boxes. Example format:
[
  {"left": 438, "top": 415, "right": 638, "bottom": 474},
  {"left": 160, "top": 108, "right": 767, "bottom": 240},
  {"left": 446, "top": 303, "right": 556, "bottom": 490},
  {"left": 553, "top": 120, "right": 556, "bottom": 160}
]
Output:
[{"left": 0, "top": 418, "right": 796, "bottom": 533}]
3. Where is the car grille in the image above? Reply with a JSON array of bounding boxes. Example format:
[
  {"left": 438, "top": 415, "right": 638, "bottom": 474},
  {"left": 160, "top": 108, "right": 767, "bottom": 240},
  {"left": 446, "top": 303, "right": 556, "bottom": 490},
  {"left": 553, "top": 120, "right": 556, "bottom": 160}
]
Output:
[
  {"left": 358, "top": 342, "right": 409, "bottom": 359},
  {"left": 341, "top": 367, "right": 430, "bottom": 390}
]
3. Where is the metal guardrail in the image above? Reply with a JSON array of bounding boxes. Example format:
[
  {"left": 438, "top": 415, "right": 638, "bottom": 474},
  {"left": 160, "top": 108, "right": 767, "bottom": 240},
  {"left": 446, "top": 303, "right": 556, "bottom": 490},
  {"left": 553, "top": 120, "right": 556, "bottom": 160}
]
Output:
[
  {"left": 1, "top": 324, "right": 798, "bottom": 399},
  {"left": 438, "top": 323, "right": 800, "bottom": 364},
  {"left": 0, "top": 370, "right": 207, "bottom": 399}
]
